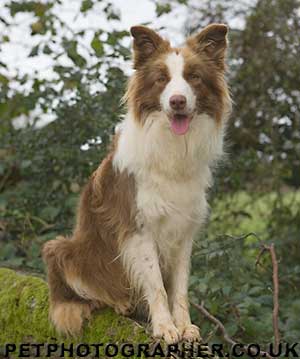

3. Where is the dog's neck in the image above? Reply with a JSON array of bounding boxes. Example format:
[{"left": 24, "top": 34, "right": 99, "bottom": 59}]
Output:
[{"left": 113, "top": 110, "right": 224, "bottom": 183}]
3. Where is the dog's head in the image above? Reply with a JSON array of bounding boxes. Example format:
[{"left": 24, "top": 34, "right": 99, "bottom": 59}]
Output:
[{"left": 125, "top": 24, "right": 231, "bottom": 135}]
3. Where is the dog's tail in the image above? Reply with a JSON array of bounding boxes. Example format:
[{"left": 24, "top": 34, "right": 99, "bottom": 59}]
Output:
[{"left": 42, "top": 236, "right": 94, "bottom": 335}]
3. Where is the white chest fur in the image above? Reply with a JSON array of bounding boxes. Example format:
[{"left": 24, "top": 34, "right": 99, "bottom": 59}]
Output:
[{"left": 113, "top": 111, "right": 224, "bottom": 267}]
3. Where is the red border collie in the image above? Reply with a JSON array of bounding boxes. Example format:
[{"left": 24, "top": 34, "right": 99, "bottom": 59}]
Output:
[{"left": 43, "top": 24, "right": 231, "bottom": 344}]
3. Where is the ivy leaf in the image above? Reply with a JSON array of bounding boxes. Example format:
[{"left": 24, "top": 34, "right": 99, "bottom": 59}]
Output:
[
  {"left": 31, "top": 20, "right": 45, "bottom": 35},
  {"left": 40, "top": 206, "right": 60, "bottom": 222},
  {"left": 226, "top": 322, "right": 239, "bottom": 336},
  {"left": 103, "top": 4, "right": 120, "bottom": 20},
  {"left": 155, "top": 3, "right": 171, "bottom": 17},
  {"left": 80, "top": 0, "right": 93, "bottom": 13},
  {"left": 0, "top": 74, "right": 9, "bottom": 85},
  {"left": 91, "top": 35, "right": 104, "bottom": 57},
  {"left": 2, "top": 35, "right": 9, "bottom": 42},
  {"left": 29, "top": 45, "right": 39, "bottom": 57},
  {"left": 0, "top": 61, "right": 7, "bottom": 69},
  {"left": 8, "top": 1, "right": 50, "bottom": 16},
  {"left": 43, "top": 44, "right": 52, "bottom": 55},
  {"left": 64, "top": 40, "right": 87, "bottom": 68},
  {"left": 0, "top": 243, "right": 17, "bottom": 260},
  {"left": 0, "top": 15, "right": 9, "bottom": 26}
]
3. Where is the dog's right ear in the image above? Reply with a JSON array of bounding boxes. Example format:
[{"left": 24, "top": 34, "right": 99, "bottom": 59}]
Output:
[
  {"left": 186, "top": 24, "right": 228, "bottom": 69},
  {"left": 130, "top": 26, "right": 170, "bottom": 69}
]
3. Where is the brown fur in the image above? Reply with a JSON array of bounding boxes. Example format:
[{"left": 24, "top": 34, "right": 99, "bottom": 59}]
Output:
[
  {"left": 124, "top": 27, "right": 171, "bottom": 123},
  {"left": 43, "top": 24, "right": 231, "bottom": 337},
  {"left": 124, "top": 56, "right": 171, "bottom": 123},
  {"left": 130, "top": 26, "right": 171, "bottom": 69},
  {"left": 43, "top": 138, "right": 137, "bottom": 335},
  {"left": 125, "top": 24, "right": 231, "bottom": 125},
  {"left": 186, "top": 24, "right": 228, "bottom": 70},
  {"left": 182, "top": 46, "right": 230, "bottom": 123},
  {"left": 184, "top": 24, "right": 231, "bottom": 123}
]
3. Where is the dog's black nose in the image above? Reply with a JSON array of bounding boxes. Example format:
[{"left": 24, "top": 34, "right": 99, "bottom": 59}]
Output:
[{"left": 169, "top": 95, "right": 187, "bottom": 111}]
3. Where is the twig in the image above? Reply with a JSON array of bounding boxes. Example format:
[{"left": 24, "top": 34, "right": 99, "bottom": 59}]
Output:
[
  {"left": 192, "top": 243, "right": 280, "bottom": 359},
  {"left": 255, "top": 246, "right": 267, "bottom": 267},
  {"left": 255, "top": 243, "right": 280, "bottom": 350},
  {"left": 264, "top": 244, "right": 280, "bottom": 351},
  {"left": 192, "top": 301, "right": 236, "bottom": 346},
  {"left": 194, "top": 232, "right": 262, "bottom": 258},
  {"left": 0, "top": 167, "right": 13, "bottom": 192},
  {"left": 191, "top": 301, "right": 273, "bottom": 359}
]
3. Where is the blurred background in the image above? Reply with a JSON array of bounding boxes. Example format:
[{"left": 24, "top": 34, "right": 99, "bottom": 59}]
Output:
[{"left": 0, "top": 0, "right": 299, "bottom": 349}]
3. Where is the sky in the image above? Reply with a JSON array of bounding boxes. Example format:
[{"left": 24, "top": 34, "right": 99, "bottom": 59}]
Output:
[
  {"left": 0, "top": 0, "right": 252, "bottom": 128},
  {"left": 0, "top": 0, "right": 254, "bottom": 82},
  {"left": 0, "top": 0, "right": 187, "bottom": 81}
]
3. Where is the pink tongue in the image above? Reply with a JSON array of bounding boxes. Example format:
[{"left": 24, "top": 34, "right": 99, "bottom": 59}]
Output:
[{"left": 171, "top": 115, "right": 190, "bottom": 135}]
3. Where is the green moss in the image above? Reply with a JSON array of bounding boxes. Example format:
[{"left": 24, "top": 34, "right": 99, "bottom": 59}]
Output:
[
  {"left": 0, "top": 269, "right": 217, "bottom": 359},
  {"left": 0, "top": 268, "right": 148, "bottom": 358}
]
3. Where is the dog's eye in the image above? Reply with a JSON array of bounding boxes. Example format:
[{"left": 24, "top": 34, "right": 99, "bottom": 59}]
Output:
[
  {"left": 190, "top": 73, "right": 201, "bottom": 81},
  {"left": 156, "top": 75, "right": 167, "bottom": 83}
]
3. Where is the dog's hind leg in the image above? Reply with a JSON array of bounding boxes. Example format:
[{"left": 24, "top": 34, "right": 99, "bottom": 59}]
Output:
[{"left": 42, "top": 236, "right": 102, "bottom": 336}]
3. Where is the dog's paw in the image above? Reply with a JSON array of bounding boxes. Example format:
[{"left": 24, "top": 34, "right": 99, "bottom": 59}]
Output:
[
  {"left": 181, "top": 324, "right": 201, "bottom": 342},
  {"left": 153, "top": 321, "right": 181, "bottom": 344}
]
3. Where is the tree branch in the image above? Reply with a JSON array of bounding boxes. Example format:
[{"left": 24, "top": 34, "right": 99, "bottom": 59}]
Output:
[
  {"left": 191, "top": 301, "right": 273, "bottom": 359},
  {"left": 264, "top": 244, "right": 280, "bottom": 351},
  {"left": 192, "top": 242, "right": 281, "bottom": 359}
]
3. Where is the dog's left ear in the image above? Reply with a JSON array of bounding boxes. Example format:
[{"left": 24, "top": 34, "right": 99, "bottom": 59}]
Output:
[
  {"left": 130, "top": 26, "right": 170, "bottom": 69},
  {"left": 187, "top": 24, "right": 228, "bottom": 67}
]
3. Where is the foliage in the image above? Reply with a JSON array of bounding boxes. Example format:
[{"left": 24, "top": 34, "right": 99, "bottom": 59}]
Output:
[
  {"left": 0, "top": 0, "right": 129, "bottom": 271},
  {"left": 0, "top": 0, "right": 299, "bottom": 354},
  {"left": 191, "top": 192, "right": 300, "bottom": 347}
]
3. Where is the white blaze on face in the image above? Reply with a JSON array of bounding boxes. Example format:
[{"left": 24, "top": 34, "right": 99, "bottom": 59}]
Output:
[{"left": 160, "top": 52, "right": 196, "bottom": 115}]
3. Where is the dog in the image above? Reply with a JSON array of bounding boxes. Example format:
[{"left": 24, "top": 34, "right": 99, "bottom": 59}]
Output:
[{"left": 43, "top": 23, "right": 231, "bottom": 344}]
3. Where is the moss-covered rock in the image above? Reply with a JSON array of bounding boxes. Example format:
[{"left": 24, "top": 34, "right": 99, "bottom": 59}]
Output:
[
  {"left": 0, "top": 268, "right": 217, "bottom": 359},
  {"left": 0, "top": 268, "right": 149, "bottom": 358}
]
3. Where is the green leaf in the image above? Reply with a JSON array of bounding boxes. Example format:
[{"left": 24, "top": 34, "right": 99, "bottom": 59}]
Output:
[
  {"left": 2, "top": 35, "right": 9, "bottom": 42},
  {"left": 0, "top": 243, "right": 17, "bottom": 260},
  {"left": 103, "top": 4, "right": 120, "bottom": 20},
  {"left": 29, "top": 242, "right": 40, "bottom": 258},
  {"left": 37, "top": 233, "right": 58, "bottom": 243},
  {"left": 40, "top": 206, "right": 60, "bottom": 222},
  {"left": 198, "top": 282, "right": 208, "bottom": 294},
  {"left": 64, "top": 40, "right": 87, "bottom": 68},
  {"left": 31, "top": 21, "right": 45, "bottom": 35},
  {"left": 226, "top": 322, "right": 238, "bottom": 336},
  {"left": 21, "top": 159, "right": 32, "bottom": 169},
  {"left": 91, "top": 35, "right": 104, "bottom": 57},
  {"left": 43, "top": 44, "right": 52, "bottom": 55},
  {"left": 8, "top": 257, "right": 25, "bottom": 266},
  {"left": 222, "top": 285, "right": 231, "bottom": 296},
  {"left": 65, "top": 194, "right": 79, "bottom": 212},
  {"left": 155, "top": 3, "right": 171, "bottom": 17},
  {"left": 80, "top": 0, "right": 93, "bottom": 12},
  {"left": 8, "top": 1, "right": 50, "bottom": 17},
  {"left": 248, "top": 286, "right": 263, "bottom": 295},
  {"left": 0, "top": 61, "right": 7, "bottom": 68},
  {"left": 0, "top": 74, "right": 9, "bottom": 85}
]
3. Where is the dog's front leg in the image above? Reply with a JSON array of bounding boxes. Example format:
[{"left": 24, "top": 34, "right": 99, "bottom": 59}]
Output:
[
  {"left": 168, "top": 238, "right": 201, "bottom": 342},
  {"left": 121, "top": 233, "right": 180, "bottom": 344}
]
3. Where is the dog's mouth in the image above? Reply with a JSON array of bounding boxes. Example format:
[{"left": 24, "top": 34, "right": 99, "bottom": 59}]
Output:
[{"left": 170, "top": 113, "right": 191, "bottom": 136}]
